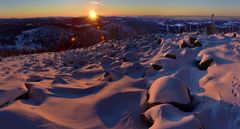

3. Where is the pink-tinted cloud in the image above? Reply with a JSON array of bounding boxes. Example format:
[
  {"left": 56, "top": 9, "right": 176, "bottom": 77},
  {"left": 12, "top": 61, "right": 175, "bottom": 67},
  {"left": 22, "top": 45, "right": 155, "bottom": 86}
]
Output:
[{"left": 90, "top": 1, "right": 103, "bottom": 6}]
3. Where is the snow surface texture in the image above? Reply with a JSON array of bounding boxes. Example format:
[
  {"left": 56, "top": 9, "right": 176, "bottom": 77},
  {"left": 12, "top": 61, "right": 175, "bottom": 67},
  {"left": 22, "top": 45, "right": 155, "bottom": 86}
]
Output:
[{"left": 0, "top": 32, "right": 240, "bottom": 129}]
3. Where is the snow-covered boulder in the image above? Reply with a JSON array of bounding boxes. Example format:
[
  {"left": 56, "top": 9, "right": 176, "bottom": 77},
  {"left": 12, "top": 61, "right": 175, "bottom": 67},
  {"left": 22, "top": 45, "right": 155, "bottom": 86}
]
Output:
[
  {"left": 104, "top": 69, "right": 123, "bottom": 81},
  {"left": 0, "top": 80, "right": 28, "bottom": 107},
  {"left": 148, "top": 76, "right": 191, "bottom": 106},
  {"left": 52, "top": 75, "right": 72, "bottom": 84},
  {"left": 163, "top": 49, "right": 180, "bottom": 59},
  {"left": 179, "top": 35, "right": 201, "bottom": 48},
  {"left": 125, "top": 62, "right": 146, "bottom": 78},
  {"left": 26, "top": 75, "right": 44, "bottom": 82},
  {"left": 101, "top": 56, "right": 115, "bottom": 68},
  {"left": 26, "top": 84, "right": 48, "bottom": 106},
  {"left": 142, "top": 104, "right": 202, "bottom": 129},
  {"left": 160, "top": 42, "right": 177, "bottom": 53},
  {"left": 122, "top": 52, "right": 139, "bottom": 62},
  {"left": 151, "top": 58, "right": 178, "bottom": 70}
]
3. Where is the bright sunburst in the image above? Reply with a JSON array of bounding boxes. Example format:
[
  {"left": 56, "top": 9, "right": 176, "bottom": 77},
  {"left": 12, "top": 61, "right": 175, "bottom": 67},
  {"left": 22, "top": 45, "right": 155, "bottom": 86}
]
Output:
[{"left": 89, "top": 10, "right": 97, "bottom": 20}]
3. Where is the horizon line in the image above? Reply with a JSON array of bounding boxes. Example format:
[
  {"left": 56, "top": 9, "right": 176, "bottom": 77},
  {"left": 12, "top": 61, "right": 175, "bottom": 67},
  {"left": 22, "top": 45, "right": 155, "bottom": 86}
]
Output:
[{"left": 1, "top": 15, "right": 240, "bottom": 19}]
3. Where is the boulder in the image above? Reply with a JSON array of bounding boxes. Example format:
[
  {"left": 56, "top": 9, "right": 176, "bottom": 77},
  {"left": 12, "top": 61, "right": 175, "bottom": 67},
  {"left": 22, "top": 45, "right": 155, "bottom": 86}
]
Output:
[
  {"left": 179, "top": 35, "right": 201, "bottom": 48},
  {"left": 188, "top": 35, "right": 197, "bottom": 45},
  {"left": 150, "top": 63, "right": 162, "bottom": 70},
  {"left": 25, "top": 84, "right": 47, "bottom": 106},
  {"left": 156, "top": 38, "right": 163, "bottom": 44},
  {"left": 104, "top": 69, "right": 123, "bottom": 81},
  {"left": 0, "top": 80, "right": 28, "bottom": 107},
  {"left": 178, "top": 39, "right": 188, "bottom": 48},
  {"left": 142, "top": 104, "right": 202, "bottom": 129},
  {"left": 151, "top": 58, "right": 177, "bottom": 70},
  {"left": 148, "top": 76, "right": 191, "bottom": 107},
  {"left": 198, "top": 56, "right": 214, "bottom": 70},
  {"left": 163, "top": 53, "right": 177, "bottom": 59},
  {"left": 160, "top": 42, "right": 177, "bottom": 53},
  {"left": 26, "top": 75, "right": 44, "bottom": 82},
  {"left": 101, "top": 56, "right": 114, "bottom": 68},
  {"left": 52, "top": 75, "right": 70, "bottom": 84},
  {"left": 193, "top": 40, "right": 202, "bottom": 47},
  {"left": 125, "top": 63, "right": 146, "bottom": 78},
  {"left": 122, "top": 52, "right": 139, "bottom": 62},
  {"left": 233, "top": 33, "right": 237, "bottom": 38}
]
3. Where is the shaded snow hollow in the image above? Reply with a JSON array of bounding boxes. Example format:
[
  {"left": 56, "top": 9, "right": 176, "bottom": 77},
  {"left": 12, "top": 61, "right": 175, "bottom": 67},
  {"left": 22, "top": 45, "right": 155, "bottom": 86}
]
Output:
[{"left": 0, "top": 32, "right": 240, "bottom": 129}]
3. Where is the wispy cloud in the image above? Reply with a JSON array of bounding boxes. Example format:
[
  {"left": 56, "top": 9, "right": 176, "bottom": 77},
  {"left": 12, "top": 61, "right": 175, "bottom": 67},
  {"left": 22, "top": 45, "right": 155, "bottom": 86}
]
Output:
[{"left": 90, "top": 1, "right": 103, "bottom": 6}]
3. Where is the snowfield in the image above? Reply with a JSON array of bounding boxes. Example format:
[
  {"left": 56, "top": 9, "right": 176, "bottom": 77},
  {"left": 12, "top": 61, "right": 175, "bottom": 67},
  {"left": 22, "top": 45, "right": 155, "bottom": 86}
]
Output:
[{"left": 0, "top": 32, "right": 240, "bottom": 129}]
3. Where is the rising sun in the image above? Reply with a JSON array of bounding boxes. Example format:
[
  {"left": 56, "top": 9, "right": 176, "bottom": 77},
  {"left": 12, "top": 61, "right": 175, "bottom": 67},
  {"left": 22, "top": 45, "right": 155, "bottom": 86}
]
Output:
[{"left": 89, "top": 10, "right": 98, "bottom": 20}]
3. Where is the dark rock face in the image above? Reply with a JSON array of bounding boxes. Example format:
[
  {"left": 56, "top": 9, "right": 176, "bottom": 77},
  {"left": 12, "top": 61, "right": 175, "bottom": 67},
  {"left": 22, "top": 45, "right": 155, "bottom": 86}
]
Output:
[
  {"left": 104, "top": 72, "right": 112, "bottom": 81},
  {"left": 52, "top": 76, "right": 69, "bottom": 84},
  {"left": 188, "top": 35, "right": 201, "bottom": 48},
  {"left": 104, "top": 70, "right": 123, "bottom": 81},
  {"left": 179, "top": 36, "right": 202, "bottom": 48},
  {"left": 151, "top": 63, "right": 162, "bottom": 70},
  {"left": 233, "top": 33, "right": 237, "bottom": 38},
  {"left": 179, "top": 40, "right": 188, "bottom": 48},
  {"left": 193, "top": 40, "right": 202, "bottom": 47},
  {"left": 156, "top": 38, "right": 163, "bottom": 45},
  {"left": 189, "top": 37, "right": 197, "bottom": 45},
  {"left": 141, "top": 113, "right": 154, "bottom": 127},
  {"left": 164, "top": 53, "right": 177, "bottom": 59},
  {"left": 26, "top": 75, "right": 44, "bottom": 82},
  {"left": 198, "top": 57, "right": 214, "bottom": 70}
]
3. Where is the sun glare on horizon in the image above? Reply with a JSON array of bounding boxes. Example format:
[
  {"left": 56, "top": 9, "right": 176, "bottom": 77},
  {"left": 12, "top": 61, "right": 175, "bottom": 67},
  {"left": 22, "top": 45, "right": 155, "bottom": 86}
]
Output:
[{"left": 89, "top": 10, "right": 98, "bottom": 20}]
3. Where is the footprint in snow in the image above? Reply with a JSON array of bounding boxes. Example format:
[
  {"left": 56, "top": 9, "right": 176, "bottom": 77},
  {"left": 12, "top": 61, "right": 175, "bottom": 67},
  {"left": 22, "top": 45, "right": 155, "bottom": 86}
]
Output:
[{"left": 231, "top": 76, "right": 240, "bottom": 98}]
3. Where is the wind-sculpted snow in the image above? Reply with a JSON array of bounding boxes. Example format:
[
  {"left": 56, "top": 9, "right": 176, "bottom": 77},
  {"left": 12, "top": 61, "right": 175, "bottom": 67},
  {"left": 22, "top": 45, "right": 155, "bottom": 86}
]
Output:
[
  {"left": 147, "top": 76, "right": 191, "bottom": 106},
  {"left": 0, "top": 32, "right": 240, "bottom": 129},
  {"left": 143, "top": 104, "right": 203, "bottom": 129}
]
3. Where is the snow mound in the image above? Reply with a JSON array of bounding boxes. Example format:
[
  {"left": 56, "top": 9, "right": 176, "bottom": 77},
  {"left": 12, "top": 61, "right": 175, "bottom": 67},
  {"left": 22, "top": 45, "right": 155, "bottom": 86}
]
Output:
[
  {"left": 104, "top": 69, "right": 123, "bottom": 81},
  {"left": 125, "top": 62, "right": 146, "bottom": 78},
  {"left": 143, "top": 104, "right": 202, "bottom": 129},
  {"left": 26, "top": 75, "right": 44, "bottom": 82},
  {"left": 122, "top": 52, "right": 139, "bottom": 62},
  {"left": 0, "top": 79, "right": 28, "bottom": 107},
  {"left": 148, "top": 76, "right": 191, "bottom": 106}
]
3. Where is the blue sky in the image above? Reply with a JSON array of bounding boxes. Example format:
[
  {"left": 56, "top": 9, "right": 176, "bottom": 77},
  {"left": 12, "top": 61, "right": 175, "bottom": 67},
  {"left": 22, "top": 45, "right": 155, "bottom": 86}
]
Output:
[{"left": 0, "top": 0, "right": 239, "bottom": 18}]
